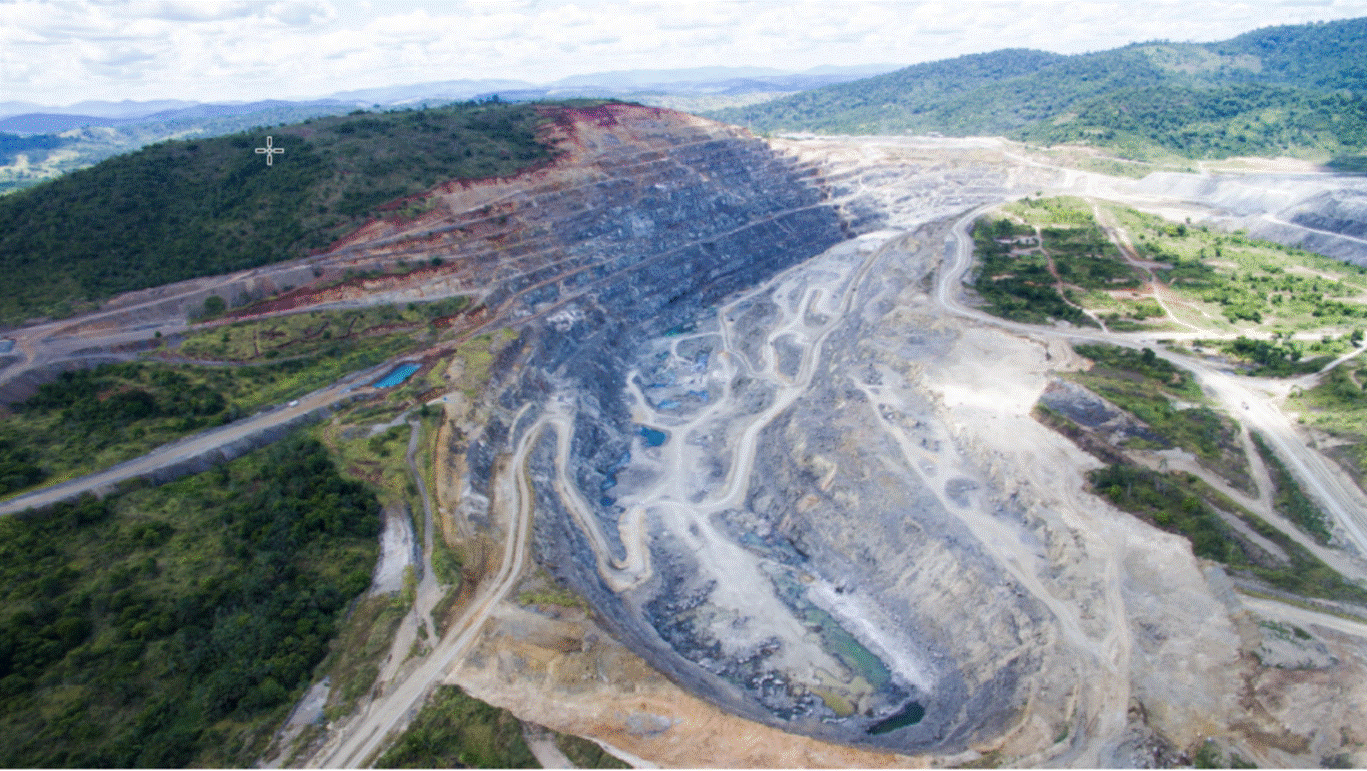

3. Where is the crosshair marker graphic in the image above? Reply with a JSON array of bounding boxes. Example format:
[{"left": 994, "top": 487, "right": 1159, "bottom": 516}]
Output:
[{"left": 255, "top": 136, "right": 284, "bottom": 165}]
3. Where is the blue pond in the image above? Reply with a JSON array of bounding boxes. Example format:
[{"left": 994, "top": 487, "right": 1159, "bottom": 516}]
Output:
[
  {"left": 867, "top": 700, "right": 925, "bottom": 734},
  {"left": 639, "top": 426, "right": 668, "bottom": 447},
  {"left": 373, "top": 363, "right": 422, "bottom": 388}
]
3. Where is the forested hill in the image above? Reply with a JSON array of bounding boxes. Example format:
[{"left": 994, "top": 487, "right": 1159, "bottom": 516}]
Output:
[
  {"left": 709, "top": 16, "right": 1367, "bottom": 162},
  {"left": 1212, "top": 17, "right": 1367, "bottom": 93},
  {"left": 0, "top": 100, "right": 572, "bottom": 325}
]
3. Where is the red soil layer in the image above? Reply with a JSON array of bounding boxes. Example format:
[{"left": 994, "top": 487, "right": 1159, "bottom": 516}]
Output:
[{"left": 190, "top": 104, "right": 748, "bottom": 346}]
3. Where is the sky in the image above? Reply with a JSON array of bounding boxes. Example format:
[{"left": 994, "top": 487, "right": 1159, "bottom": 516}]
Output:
[{"left": 3, "top": 0, "right": 1367, "bottom": 106}]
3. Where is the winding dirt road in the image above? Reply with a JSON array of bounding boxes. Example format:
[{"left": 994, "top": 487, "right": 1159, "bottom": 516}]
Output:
[
  {"left": 308, "top": 407, "right": 539, "bottom": 768},
  {"left": 0, "top": 372, "right": 381, "bottom": 516},
  {"left": 939, "top": 205, "right": 1367, "bottom": 561}
]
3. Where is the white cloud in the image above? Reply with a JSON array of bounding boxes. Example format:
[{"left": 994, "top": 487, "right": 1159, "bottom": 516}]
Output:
[
  {"left": 3, "top": 0, "right": 1367, "bottom": 105},
  {"left": 143, "top": 2, "right": 259, "bottom": 23}
]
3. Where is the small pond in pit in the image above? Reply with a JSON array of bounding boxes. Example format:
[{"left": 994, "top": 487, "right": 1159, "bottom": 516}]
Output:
[
  {"left": 867, "top": 700, "right": 925, "bottom": 734},
  {"left": 638, "top": 426, "right": 668, "bottom": 447},
  {"left": 373, "top": 363, "right": 422, "bottom": 389}
]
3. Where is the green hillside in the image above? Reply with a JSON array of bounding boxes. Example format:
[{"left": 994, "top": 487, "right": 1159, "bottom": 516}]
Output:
[
  {"left": 0, "top": 102, "right": 376, "bottom": 196},
  {"left": 1212, "top": 17, "right": 1367, "bottom": 92},
  {"left": 0, "top": 435, "right": 378, "bottom": 766},
  {"left": 708, "top": 49, "right": 1066, "bottom": 135},
  {"left": 1019, "top": 84, "right": 1367, "bottom": 158},
  {"left": 710, "top": 17, "right": 1367, "bottom": 161},
  {"left": 0, "top": 100, "right": 571, "bottom": 325}
]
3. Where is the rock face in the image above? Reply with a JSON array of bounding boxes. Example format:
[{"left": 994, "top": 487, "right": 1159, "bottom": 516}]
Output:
[
  {"left": 445, "top": 128, "right": 1068, "bottom": 754},
  {"left": 237, "top": 104, "right": 848, "bottom": 322}
]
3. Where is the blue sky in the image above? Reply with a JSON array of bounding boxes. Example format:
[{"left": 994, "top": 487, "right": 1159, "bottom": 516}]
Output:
[{"left": 4, "top": 0, "right": 1367, "bottom": 106}]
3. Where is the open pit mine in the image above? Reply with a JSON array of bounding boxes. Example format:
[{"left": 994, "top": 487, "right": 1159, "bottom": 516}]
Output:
[{"left": 7, "top": 105, "right": 1367, "bottom": 768}]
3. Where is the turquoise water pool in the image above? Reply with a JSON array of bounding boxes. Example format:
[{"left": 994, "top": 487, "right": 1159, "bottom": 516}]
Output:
[
  {"left": 639, "top": 426, "right": 668, "bottom": 447},
  {"left": 373, "top": 363, "right": 422, "bottom": 388}
]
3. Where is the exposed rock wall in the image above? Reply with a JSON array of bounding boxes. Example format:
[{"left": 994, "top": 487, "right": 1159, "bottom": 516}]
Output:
[
  {"left": 456, "top": 133, "right": 1050, "bottom": 754},
  {"left": 1126, "top": 171, "right": 1367, "bottom": 264},
  {"left": 234, "top": 105, "right": 846, "bottom": 321},
  {"left": 468, "top": 134, "right": 1367, "bottom": 761}
]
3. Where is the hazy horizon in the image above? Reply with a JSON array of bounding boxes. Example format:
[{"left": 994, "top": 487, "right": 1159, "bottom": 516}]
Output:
[{"left": 4, "top": 1, "right": 1367, "bottom": 107}]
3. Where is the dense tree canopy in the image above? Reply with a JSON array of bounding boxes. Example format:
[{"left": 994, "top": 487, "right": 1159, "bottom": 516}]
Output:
[{"left": 0, "top": 435, "right": 379, "bottom": 767}]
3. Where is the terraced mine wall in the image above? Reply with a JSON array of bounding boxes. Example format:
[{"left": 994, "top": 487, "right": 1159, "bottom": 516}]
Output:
[
  {"left": 449, "top": 110, "right": 863, "bottom": 735},
  {"left": 503, "top": 227, "right": 1053, "bottom": 755},
  {"left": 440, "top": 118, "right": 1054, "bottom": 754},
  {"left": 1127, "top": 172, "right": 1367, "bottom": 265}
]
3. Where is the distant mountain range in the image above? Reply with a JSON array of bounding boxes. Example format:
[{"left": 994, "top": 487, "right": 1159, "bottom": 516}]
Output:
[
  {"left": 708, "top": 17, "right": 1367, "bottom": 163},
  {"left": 0, "top": 98, "right": 198, "bottom": 122},
  {"left": 0, "top": 64, "right": 901, "bottom": 128},
  {"left": 0, "top": 64, "right": 901, "bottom": 194},
  {"left": 0, "top": 100, "right": 361, "bottom": 135}
]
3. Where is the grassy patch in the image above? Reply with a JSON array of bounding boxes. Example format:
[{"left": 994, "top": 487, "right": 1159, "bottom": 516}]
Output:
[
  {"left": 971, "top": 197, "right": 1145, "bottom": 327},
  {"left": 1001, "top": 195, "right": 1101, "bottom": 228},
  {"left": 1117, "top": 206, "right": 1367, "bottom": 332},
  {"left": 449, "top": 332, "right": 507, "bottom": 399},
  {"left": 1074, "top": 343, "right": 1201, "bottom": 398},
  {"left": 373, "top": 684, "right": 537, "bottom": 768},
  {"left": 516, "top": 568, "right": 589, "bottom": 612},
  {"left": 180, "top": 297, "right": 468, "bottom": 362},
  {"left": 1089, "top": 464, "right": 1367, "bottom": 604},
  {"left": 1193, "top": 739, "right": 1256, "bottom": 769},
  {"left": 1071, "top": 344, "right": 1252, "bottom": 491},
  {"left": 431, "top": 545, "right": 462, "bottom": 587},
  {"left": 0, "top": 434, "right": 378, "bottom": 767},
  {"left": 317, "top": 595, "right": 407, "bottom": 722},
  {"left": 971, "top": 222, "right": 1088, "bottom": 326},
  {"left": 319, "top": 422, "right": 413, "bottom": 505},
  {"left": 1250, "top": 432, "right": 1333, "bottom": 543},
  {"left": 1195, "top": 334, "right": 1354, "bottom": 376},
  {"left": 975, "top": 196, "right": 1367, "bottom": 339},
  {"left": 1287, "top": 352, "right": 1367, "bottom": 483},
  {"left": 516, "top": 586, "right": 589, "bottom": 610},
  {"left": 431, "top": 586, "right": 467, "bottom": 639},
  {"left": 556, "top": 733, "right": 631, "bottom": 768}
]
